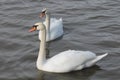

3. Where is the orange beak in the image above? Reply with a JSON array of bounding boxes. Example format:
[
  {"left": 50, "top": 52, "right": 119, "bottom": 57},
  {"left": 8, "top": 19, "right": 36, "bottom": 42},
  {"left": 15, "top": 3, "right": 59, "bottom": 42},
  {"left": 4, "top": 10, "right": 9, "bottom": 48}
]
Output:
[{"left": 29, "top": 27, "right": 37, "bottom": 32}]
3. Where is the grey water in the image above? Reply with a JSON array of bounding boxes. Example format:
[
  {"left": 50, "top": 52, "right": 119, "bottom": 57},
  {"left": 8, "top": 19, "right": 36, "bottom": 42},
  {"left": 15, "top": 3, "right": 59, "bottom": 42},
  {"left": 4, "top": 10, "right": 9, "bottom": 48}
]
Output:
[{"left": 0, "top": 0, "right": 120, "bottom": 80}]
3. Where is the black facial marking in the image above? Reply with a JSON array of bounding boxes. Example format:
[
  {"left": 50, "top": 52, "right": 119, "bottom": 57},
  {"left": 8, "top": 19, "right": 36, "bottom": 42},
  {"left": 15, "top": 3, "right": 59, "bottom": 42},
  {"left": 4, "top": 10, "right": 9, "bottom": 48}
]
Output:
[
  {"left": 42, "top": 10, "right": 46, "bottom": 13},
  {"left": 32, "top": 25, "right": 38, "bottom": 28},
  {"left": 33, "top": 25, "right": 37, "bottom": 27}
]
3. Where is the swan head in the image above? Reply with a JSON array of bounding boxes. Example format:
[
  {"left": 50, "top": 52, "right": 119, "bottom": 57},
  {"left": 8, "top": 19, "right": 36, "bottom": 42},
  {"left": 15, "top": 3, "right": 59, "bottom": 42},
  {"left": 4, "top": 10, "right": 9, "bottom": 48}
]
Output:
[
  {"left": 39, "top": 8, "right": 47, "bottom": 18},
  {"left": 29, "top": 22, "right": 45, "bottom": 32}
]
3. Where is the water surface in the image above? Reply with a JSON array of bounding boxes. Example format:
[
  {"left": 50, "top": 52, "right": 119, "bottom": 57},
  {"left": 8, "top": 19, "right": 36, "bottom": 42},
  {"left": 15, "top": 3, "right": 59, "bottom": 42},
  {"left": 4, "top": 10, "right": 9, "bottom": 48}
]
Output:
[{"left": 0, "top": 0, "right": 120, "bottom": 80}]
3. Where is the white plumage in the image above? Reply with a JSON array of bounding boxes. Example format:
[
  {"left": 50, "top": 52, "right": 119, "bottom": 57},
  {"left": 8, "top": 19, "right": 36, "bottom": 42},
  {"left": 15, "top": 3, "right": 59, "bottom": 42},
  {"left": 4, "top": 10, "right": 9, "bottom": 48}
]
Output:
[
  {"left": 39, "top": 18, "right": 63, "bottom": 42},
  {"left": 39, "top": 8, "right": 63, "bottom": 42},
  {"left": 29, "top": 22, "right": 108, "bottom": 73},
  {"left": 42, "top": 50, "right": 107, "bottom": 73}
]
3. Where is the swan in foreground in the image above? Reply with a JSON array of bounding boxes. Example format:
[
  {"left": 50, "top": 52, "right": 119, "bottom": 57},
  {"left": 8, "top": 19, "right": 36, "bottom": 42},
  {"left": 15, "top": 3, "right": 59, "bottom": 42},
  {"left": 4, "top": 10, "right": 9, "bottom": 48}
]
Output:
[
  {"left": 29, "top": 22, "right": 108, "bottom": 73},
  {"left": 39, "top": 8, "right": 63, "bottom": 42}
]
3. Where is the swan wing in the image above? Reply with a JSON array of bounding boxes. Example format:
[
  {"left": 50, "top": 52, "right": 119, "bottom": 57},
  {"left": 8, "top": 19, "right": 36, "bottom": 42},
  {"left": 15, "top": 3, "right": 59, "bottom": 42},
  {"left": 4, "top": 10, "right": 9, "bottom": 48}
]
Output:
[
  {"left": 85, "top": 53, "right": 108, "bottom": 67},
  {"left": 43, "top": 50, "right": 96, "bottom": 72},
  {"left": 49, "top": 18, "right": 63, "bottom": 40}
]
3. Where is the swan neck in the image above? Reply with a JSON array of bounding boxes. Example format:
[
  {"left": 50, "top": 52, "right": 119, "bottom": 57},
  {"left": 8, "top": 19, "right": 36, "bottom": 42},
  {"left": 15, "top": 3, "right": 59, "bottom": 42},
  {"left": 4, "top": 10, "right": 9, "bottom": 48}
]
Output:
[
  {"left": 45, "top": 13, "right": 50, "bottom": 39},
  {"left": 37, "top": 28, "right": 46, "bottom": 68},
  {"left": 45, "top": 13, "right": 50, "bottom": 26}
]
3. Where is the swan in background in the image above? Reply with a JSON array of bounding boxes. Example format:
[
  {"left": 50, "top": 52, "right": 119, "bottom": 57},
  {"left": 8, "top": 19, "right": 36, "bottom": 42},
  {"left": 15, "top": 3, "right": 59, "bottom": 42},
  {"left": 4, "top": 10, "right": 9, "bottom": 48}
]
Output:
[
  {"left": 29, "top": 22, "right": 108, "bottom": 73},
  {"left": 39, "top": 8, "right": 63, "bottom": 42}
]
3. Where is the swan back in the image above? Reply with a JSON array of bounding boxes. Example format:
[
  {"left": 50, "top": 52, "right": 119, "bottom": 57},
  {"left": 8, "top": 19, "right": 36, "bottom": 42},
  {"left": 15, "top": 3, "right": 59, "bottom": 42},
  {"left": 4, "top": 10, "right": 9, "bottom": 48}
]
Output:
[{"left": 42, "top": 50, "right": 96, "bottom": 72}]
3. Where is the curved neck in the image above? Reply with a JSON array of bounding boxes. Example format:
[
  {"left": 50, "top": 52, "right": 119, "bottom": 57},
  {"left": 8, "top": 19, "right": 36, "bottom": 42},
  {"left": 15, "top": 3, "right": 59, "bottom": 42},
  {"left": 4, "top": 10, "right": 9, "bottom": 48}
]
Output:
[
  {"left": 37, "top": 27, "right": 46, "bottom": 68},
  {"left": 45, "top": 13, "right": 50, "bottom": 39}
]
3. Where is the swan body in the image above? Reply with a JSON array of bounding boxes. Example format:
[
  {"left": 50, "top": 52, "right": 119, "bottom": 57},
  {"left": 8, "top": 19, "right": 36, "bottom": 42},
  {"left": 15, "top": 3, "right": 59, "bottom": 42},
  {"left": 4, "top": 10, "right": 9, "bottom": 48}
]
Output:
[
  {"left": 39, "top": 8, "right": 63, "bottom": 42},
  {"left": 29, "top": 22, "right": 108, "bottom": 73},
  {"left": 42, "top": 50, "right": 107, "bottom": 73}
]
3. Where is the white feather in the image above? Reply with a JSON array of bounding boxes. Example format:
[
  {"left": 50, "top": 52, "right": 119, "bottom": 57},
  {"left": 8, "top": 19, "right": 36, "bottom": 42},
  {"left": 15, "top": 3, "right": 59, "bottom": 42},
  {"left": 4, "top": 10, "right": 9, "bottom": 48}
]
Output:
[
  {"left": 42, "top": 50, "right": 108, "bottom": 73},
  {"left": 34, "top": 22, "right": 108, "bottom": 73}
]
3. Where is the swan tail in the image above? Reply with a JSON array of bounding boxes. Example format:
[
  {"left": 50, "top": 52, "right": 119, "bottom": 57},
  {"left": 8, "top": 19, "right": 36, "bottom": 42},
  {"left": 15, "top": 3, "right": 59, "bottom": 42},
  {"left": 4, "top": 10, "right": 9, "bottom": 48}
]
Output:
[
  {"left": 85, "top": 53, "right": 108, "bottom": 67},
  {"left": 93, "top": 53, "right": 108, "bottom": 63}
]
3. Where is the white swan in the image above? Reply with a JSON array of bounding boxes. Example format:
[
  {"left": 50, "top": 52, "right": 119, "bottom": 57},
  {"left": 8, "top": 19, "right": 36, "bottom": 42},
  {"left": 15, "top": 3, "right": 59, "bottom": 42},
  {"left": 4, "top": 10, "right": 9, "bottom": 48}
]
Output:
[
  {"left": 39, "top": 8, "right": 63, "bottom": 42},
  {"left": 29, "top": 22, "right": 108, "bottom": 73}
]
